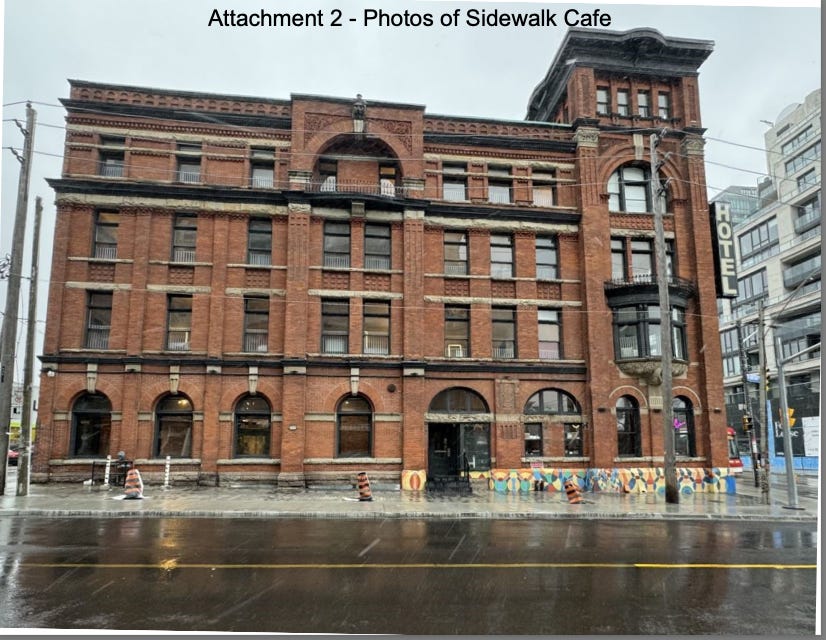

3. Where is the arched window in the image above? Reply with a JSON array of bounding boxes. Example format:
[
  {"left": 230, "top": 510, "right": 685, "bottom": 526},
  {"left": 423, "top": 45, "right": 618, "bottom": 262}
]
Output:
[
  {"left": 337, "top": 395, "right": 372, "bottom": 458},
  {"left": 607, "top": 164, "right": 667, "bottom": 213},
  {"left": 616, "top": 395, "right": 641, "bottom": 457},
  {"left": 71, "top": 393, "right": 112, "bottom": 457},
  {"left": 235, "top": 395, "right": 271, "bottom": 457},
  {"left": 673, "top": 396, "right": 696, "bottom": 457},
  {"left": 523, "top": 389, "right": 583, "bottom": 458},
  {"left": 429, "top": 388, "right": 488, "bottom": 413},
  {"left": 155, "top": 395, "right": 193, "bottom": 458}
]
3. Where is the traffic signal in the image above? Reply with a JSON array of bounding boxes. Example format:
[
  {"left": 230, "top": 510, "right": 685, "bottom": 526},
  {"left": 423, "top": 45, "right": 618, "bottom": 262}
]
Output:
[
  {"left": 787, "top": 408, "right": 796, "bottom": 427},
  {"left": 742, "top": 414, "right": 753, "bottom": 432}
]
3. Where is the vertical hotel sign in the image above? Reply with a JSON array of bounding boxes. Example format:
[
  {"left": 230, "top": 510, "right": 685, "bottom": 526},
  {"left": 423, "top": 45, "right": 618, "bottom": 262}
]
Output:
[{"left": 709, "top": 202, "right": 738, "bottom": 298}]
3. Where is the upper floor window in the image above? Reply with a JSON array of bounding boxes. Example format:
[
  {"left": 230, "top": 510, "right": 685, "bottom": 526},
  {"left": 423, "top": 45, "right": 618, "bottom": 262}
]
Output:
[
  {"left": 321, "top": 299, "right": 349, "bottom": 354},
  {"left": 596, "top": 87, "right": 610, "bottom": 115},
  {"left": 607, "top": 165, "right": 665, "bottom": 214},
  {"left": 538, "top": 309, "right": 561, "bottom": 360},
  {"left": 444, "top": 231, "right": 468, "bottom": 275},
  {"left": 734, "top": 269, "right": 768, "bottom": 308},
  {"left": 536, "top": 236, "right": 558, "bottom": 280},
  {"left": 379, "top": 165, "right": 397, "bottom": 196},
  {"left": 172, "top": 214, "right": 197, "bottom": 262},
  {"left": 93, "top": 211, "right": 118, "bottom": 259},
  {"left": 363, "top": 301, "right": 390, "bottom": 355},
  {"left": 318, "top": 160, "right": 337, "bottom": 192},
  {"left": 490, "top": 233, "right": 514, "bottom": 279},
  {"left": 797, "top": 169, "right": 817, "bottom": 192},
  {"left": 781, "top": 126, "right": 814, "bottom": 155},
  {"left": 532, "top": 171, "right": 555, "bottom": 207},
  {"left": 364, "top": 223, "right": 391, "bottom": 270},
  {"left": 616, "top": 90, "right": 630, "bottom": 116},
  {"left": 176, "top": 143, "right": 202, "bottom": 183},
  {"left": 785, "top": 141, "right": 821, "bottom": 176},
  {"left": 444, "top": 305, "right": 469, "bottom": 357},
  {"left": 166, "top": 295, "right": 192, "bottom": 351},
  {"left": 796, "top": 193, "right": 821, "bottom": 233},
  {"left": 611, "top": 237, "right": 674, "bottom": 282},
  {"left": 738, "top": 217, "right": 778, "bottom": 260},
  {"left": 98, "top": 137, "right": 125, "bottom": 178},
  {"left": 250, "top": 147, "right": 275, "bottom": 188},
  {"left": 492, "top": 307, "right": 516, "bottom": 359},
  {"left": 637, "top": 91, "right": 651, "bottom": 118},
  {"left": 443, "top": 164, "right": 467, "bottom": 201},
  {"left": 247, "top": 218, "right": 272, "bottom": 265},
  {"left": 85, "top": 291, "right": 112, "bottom": 350},
  {"left": 243, "top": 296, "right": 269, "bottom": 353},
  {"left": 614, "top": 304, "right": 687, "bottom": 360},
  {"left": 323, "top": 221, "right": 350, "bottom": 268},
  {"left": 657, "top": 93, "right": 671, "bottom": 119},
  {"left": 488, "top": 166, "right": 512, "bottom": 204}
]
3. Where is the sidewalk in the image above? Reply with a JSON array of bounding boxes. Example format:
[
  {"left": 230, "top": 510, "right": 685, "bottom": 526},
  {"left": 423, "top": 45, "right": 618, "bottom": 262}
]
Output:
[{"left": 0, "top": 471, "right": 818, "bottom": 522}]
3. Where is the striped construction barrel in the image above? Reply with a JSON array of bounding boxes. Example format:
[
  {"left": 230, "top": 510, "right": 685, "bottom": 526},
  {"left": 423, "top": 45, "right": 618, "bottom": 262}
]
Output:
[
  {"left": 563, "top": 478, "right": 582, "bottom": 504},
  {"left": 357, "top": 471, "right": 373, "bottom": 501}
]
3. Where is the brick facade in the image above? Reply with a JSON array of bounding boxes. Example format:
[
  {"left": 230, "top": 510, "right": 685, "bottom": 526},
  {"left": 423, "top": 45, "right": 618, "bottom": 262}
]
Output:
[{"left": 35, "top": 28, "right": 729, "bottom": 488}]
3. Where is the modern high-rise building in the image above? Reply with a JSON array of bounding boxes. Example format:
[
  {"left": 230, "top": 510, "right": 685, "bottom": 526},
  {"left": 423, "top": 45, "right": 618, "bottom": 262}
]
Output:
[
  {"left": 717, "top": 89, "right": 821, "bottom": 471},
  {"left": 34, "top": 27, "right": 733, "bottom": 492}
]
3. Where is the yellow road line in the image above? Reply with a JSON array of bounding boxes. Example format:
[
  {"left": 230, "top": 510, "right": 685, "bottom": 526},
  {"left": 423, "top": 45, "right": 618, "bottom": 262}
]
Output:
[{"left": 17, "top": 561, "right": 817, "bottom": 570}]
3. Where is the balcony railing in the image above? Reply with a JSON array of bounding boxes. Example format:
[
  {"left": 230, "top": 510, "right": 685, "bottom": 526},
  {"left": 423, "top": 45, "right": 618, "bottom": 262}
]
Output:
[
  {"left": 794, "top": 207, "right": 821, "bottom": 234},
  {"left": 94, "top": 245, "right": 117, "bottom": 260},
  {"left": 85, "top": 327, "right": 110, "bottom": 350},
  {"left": 322, "top": 334, "right": 348, "bottom": 354},
  {"left": 492, "top": 342, "right": 516, "bottom": 359},
  {"left": 307, "top": 180, "right": 407, "bottom": 197},
  {"left": 98, "top": 162, "right": 123, "bottom": 178},
  {"left": 539, "top": 343, "right": 560, "bottom": 360},
  {"left": 363, "top": 334, "right": 389, "bottom": 355},
  {"left": 172, "top": 248, "right": 196, "bottom": 263},
  {"left": 243, "top": 333, "right": 268, "bottom": 353},
  {"left": 247, "top": 251, "right": 271, "bottom": 266},
  {"left": 783, "top": 259, "right": 821, "bottom": 289},
  {"left": 364, "top": 255, "right": 391, "bottom": 270},
  {"left": 251, "top": 175, "right": 274, "bottom": 188},
  {"left": 323, "top": 253, "right": 351, "bottom": 269},
  {"left": 167, "top": 330, "right": 191, "bottom": 351},
  {"left": 604, "top": 274, "right": 696, "bottom": 296},
  {"left": 444, "top": 262, "right": 468, "bottom": 276}
]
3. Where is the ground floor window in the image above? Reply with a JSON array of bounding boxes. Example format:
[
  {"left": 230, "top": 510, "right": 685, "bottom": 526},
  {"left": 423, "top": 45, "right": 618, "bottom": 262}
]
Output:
[
  {"left": 337, "top": 395, "right": 372, "bottom": 458},
  {"left": 156, "top": 395, "right": 193, "bottom": 458},
  {"left": 235, "top": 395, "right": 271, "bottom": 457},
  {"left": 616, "top": 395, "right": 641, "bottom": 457},
  {"left": 673, "top": 396, "right": 696, "bottom": 457},
  {"left": 71, "top": 393, "right": 112, "bottom": 456}
]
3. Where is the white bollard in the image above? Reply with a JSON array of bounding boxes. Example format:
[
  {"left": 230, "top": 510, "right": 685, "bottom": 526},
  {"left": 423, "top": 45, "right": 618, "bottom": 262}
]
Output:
[
  {"left": 163, "top": 455, "right": 171, "bottom": 490},
  {"left": 103, "top": 455, "right": 112, "bottom": 487}
]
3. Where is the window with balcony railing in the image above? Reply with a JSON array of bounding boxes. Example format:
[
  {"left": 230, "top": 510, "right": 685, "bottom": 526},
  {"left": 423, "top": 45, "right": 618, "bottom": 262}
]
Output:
[
  {"left": 93, "top": 211, "right": 118, "bottom": 259},
  {"left": 532, "top": 171, "right": 555, "bottom": 207},
  {"left": 738, "top": 217, "right": 778, "bottom": 261},
  {"left": 538, "top": 309, "right": 560, "bottom": 360},
  {"left": 536, "top": 236, "right": 558, "bottom": 280},
  {"left": 443, "top": 164, "right": 467, "bottom": 201},
  {"left": 785, "top": 141, "right": 821, "bottom": 176},
  {"left": 364, "top": 224, "right": 391, "bottom": 270},
  {"left": 247, "top": 218, "right": 272, "bottom": 266},
  {"left": 363, "top": 300, "right": 390, "bottom": 355},
  {"left": 321, "top": 299, "right": 349, "bottom": 354},
  {"left": 783, "top": 254, "right": 821, "bottom": 289},
  {"left": 167, "top": 295, "right": 192, "bottom": 351},
  {"left": 176, "top": 143, "right": 202, "bottom": 183},
  {"left": 733, "top": 269, "right": 768, "bottom": 309},
  {"left": 795, "top": 193, "right": 821, "bottom": 234},
  {"left": 172, "top": 214, "right": 197, "bottom": 263},
  {"left": 492, "top": 307, "right": 516, "bottom": 359},
  {"left": 488, "top": 167, "right": 512, "bottom": 204},
  {"left": 444, "top": 305, "right": 469, "bottom": 357},
  {"left": 444, "top": 231, "right": 468, "bottom": 275},
  {"left": 85, "top": 291, "right": 112, "bottom": 350},
  {"left": 323, "top": 221, "right": 350, "bottom": 268},
  {"left": 250, "top": 147, "right": 275, "bottom": 188},
  {"left": 243, "top": 296, "right": 269, "bottom": 353},
  {"left": 98, "top": 136, "right": 125, "bottom": 178},
  {"left": 490, "top": 234, "right": 514, "bottom": 279},
  {"left": 781, "top": 126, "right": 814, "bottom": 155}
]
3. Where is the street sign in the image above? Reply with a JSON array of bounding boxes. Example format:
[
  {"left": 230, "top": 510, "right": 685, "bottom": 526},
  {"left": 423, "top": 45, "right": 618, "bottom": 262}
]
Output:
[{"left": 746, "top": 373, "right": 760, "bottom": 383}]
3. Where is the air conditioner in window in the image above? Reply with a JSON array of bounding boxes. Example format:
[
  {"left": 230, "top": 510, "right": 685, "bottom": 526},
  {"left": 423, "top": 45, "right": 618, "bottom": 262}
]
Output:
[{"left": 447, "top": 344, "right": 464, "bottom": 358}]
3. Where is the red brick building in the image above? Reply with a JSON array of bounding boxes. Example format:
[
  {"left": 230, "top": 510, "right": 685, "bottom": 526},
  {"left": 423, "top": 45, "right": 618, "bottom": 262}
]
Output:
[{"left": 35, "top": 27, "right": 732, "bottom": 492}]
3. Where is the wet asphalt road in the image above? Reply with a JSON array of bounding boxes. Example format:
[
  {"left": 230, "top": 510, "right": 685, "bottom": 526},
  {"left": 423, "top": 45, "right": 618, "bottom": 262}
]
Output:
[{"left": 0, "top": 517, "right": 817, "bottom": 634}]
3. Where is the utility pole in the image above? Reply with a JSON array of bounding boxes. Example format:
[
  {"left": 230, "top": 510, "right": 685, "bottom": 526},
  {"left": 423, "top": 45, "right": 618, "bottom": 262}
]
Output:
[
  {"left": 736, "top": 320, "right": 759, "bottom": 488},
  {"left": 0, "top": 102, "right": 36, "bottom": 496},
  {"left": 650, "top": 132, "right": 678, "bottom": 504},
  {"left": 756, "top": 301, "right": 770, "bottom": 504},
  {"left": 16, "top": 197, "right": 42, "bottom": 496}
]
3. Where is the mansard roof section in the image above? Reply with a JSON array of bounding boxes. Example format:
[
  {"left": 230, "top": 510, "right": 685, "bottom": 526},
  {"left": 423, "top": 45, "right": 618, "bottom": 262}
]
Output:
[
  {"left": 526, "top": 27, "right": 714, "bottom": 121},
  {"left": 63, "top": 78, "right": 292, "bottom": 128}
]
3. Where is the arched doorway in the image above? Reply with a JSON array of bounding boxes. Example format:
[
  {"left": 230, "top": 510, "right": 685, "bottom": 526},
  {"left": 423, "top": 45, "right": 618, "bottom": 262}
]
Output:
[{"left": 426, "top": 388, "right": 491, "bottom": 479}]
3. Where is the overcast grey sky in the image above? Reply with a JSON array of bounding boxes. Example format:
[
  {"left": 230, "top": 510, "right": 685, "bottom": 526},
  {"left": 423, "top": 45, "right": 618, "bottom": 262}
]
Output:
[{"left": 0, "top": 0, "right": 821, "bottom": 383}]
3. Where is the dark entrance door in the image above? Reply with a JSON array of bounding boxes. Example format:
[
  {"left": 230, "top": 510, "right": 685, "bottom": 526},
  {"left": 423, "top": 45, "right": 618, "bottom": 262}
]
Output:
[{"left": 428, "top": 423, "right": 461, "bottom": 477}]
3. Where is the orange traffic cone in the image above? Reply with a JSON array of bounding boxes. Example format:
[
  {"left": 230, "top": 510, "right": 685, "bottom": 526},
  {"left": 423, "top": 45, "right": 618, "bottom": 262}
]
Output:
[
  {"left": 563, "top": 478, "right": 582, "bottom": 504},
  {"left": 357, "top": 471, "right": 373, "bottom": 501},
  {"left": 124, "top": 467, "right": 143, "bottom": 500}
]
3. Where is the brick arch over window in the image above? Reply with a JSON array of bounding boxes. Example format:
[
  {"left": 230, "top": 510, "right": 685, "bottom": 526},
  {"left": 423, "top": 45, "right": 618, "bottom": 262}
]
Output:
[
  {"left": 320, "top": 380, "right": 389, "bottom": 415},
  {"left": 300, "top": 120, "right": 416, "bottom": 178},
  {"left": 608, "top": 385, "right": 648, "bottom": 410}
]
